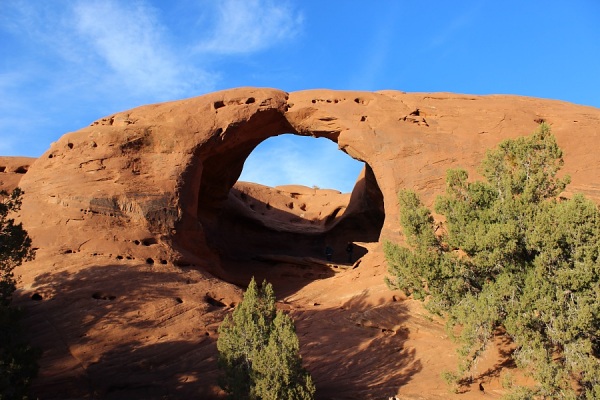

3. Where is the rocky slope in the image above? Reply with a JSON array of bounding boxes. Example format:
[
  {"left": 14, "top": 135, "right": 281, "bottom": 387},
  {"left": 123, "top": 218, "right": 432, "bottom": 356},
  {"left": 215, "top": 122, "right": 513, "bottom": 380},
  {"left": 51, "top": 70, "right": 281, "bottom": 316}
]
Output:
[{"left": 7, "top": 88, "right": 600, "bottom": 399}]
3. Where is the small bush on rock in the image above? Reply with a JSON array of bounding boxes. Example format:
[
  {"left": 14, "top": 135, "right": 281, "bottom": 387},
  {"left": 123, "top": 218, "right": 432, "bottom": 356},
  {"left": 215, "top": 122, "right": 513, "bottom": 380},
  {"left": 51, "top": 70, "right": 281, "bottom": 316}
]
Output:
[{"left": 217, "top": 277, "right": 315, "bottom": 400}]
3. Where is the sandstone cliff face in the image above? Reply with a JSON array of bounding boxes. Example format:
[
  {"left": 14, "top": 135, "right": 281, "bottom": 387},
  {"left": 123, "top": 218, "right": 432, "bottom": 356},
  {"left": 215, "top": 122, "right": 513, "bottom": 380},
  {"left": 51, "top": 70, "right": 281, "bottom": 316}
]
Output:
[{"left": 12, "top": 88, "right": 600, "bottom": 399}]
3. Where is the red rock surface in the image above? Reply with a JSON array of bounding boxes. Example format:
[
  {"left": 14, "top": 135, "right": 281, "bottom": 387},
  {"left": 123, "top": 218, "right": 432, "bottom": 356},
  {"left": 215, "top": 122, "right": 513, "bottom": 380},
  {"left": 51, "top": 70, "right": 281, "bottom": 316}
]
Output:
[
  {"left": 8, "top": 88, "right": 600, "bottom": 399},
  {"left": 0, "top": 156, "right": 35, "bottom": 192}
]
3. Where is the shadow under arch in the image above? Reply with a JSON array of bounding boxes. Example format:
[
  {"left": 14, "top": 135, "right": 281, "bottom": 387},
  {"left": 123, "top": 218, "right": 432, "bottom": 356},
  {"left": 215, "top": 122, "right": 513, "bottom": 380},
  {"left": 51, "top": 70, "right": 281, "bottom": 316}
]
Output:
[{"left": 177, "top": 111, "right": 385, "bottom": 291}]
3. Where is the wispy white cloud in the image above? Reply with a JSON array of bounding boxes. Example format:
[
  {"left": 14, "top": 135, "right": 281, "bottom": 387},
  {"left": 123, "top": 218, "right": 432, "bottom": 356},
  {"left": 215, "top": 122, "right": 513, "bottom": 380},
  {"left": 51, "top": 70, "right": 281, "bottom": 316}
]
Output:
[
  {"left": 72, "top": 0, "right": 213, "bottom": 99},
  {"left": 1, "top": 0, "right": 212, "bottom": 103},
  {"left": 2, "top": 0, "right": 302, "bottom": 103},
  {"left": 197, "top": 0, "right": 302, "bottom": 54},
  {"left": 0, "top": 0, "right": 304, "bottom": 157}
]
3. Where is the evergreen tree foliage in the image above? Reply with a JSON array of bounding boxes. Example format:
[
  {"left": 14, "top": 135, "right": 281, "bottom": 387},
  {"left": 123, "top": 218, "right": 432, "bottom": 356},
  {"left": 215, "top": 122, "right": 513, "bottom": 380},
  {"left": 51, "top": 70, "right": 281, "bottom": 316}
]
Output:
[
  {"left": 0, "top": 188, "right": 38, "bottom": 399},
  {"left": 0, "top": 188, "right": 34, "bottom": 306},
  {"left": 217, "top": 277, "right": 315, "bottom": 400},
  {"left": 0, "top": 306, "right": 39, "bottom": 400},
  {"left": 385, "top": 124, "right": 599, "bottom": 398}
]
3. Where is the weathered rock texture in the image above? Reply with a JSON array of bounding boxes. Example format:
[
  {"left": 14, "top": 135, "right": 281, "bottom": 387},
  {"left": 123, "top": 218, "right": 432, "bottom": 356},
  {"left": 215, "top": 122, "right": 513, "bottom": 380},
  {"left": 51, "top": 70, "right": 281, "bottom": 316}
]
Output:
[
  {"left": 0, "top": 156, "right": 35, "bottom": 191},
  {"left": 11, "top": 88, "right": 600, "bottom": 399}
]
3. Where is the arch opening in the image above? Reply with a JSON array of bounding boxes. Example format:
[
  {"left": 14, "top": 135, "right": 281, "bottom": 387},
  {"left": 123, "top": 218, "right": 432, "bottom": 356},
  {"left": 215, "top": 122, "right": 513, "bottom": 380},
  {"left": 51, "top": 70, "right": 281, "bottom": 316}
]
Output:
[
  {"left": 195, "top": 132, "right": 385, "bottom": 289},
  {"left": 239, "top": 134, "right": 364, "bottom": 193}
]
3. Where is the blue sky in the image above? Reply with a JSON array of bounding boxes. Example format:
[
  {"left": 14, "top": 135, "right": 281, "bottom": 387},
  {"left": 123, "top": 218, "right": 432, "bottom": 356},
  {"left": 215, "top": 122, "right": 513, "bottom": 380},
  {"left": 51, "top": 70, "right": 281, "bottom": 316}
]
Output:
[{"left": 1, "top": 1, "right": 599, "bottom": 192}]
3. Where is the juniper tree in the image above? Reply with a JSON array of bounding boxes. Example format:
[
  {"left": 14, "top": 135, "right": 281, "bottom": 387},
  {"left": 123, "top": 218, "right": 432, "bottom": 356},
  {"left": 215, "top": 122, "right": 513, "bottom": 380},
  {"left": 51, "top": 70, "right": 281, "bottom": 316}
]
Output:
[
  {"left": 0, "top": 188, "right": 34, "bottom": 306},
  {"left": 0, "top": 188, "right": 38, "bottom": 399},
  {"left": 385, "top": 124, "right": 600, "bottom": 398},
  {"left": 217, "top": 277, "right": 315, "bottom": 400}
]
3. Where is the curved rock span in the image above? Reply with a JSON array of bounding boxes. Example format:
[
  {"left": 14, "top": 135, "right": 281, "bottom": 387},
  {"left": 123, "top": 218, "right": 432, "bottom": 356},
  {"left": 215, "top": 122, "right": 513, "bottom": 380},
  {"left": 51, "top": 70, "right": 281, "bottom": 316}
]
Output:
[
  {"left": 18, "top": 88, "right": 600, "bottom": 272},
  {"left": 12, "top": 88, "right": 600, "bottom": 399}
]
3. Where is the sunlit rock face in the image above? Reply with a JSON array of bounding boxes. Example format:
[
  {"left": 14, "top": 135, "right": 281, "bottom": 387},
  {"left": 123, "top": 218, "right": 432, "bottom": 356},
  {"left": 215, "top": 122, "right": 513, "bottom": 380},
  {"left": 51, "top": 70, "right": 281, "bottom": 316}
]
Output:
[
  {"left": 11, "top": 88, "right": 600, "bottom": 399},
  {"left": 0, "top": 156, "right": 35, "bottom": 192},
  {"left": 18, "top": 88, "right": 600, "bottom": 271}
]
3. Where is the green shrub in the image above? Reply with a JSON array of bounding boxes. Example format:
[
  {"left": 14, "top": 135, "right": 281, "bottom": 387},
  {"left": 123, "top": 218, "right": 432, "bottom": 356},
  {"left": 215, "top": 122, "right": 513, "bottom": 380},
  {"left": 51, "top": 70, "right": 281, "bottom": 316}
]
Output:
[
  {"left": 0, "top": 188, "right": 34, "bottom": 306},
  {"left": 385, "top": 124, "right": 599, "bottom": 398},
  {"left": 0, "top": 188, "right": 38, "bottom": 399},
  {"left": 217, "top": 278, "right": 315, "bottom": 399},
  {"left": 0, "top": 306, "right": 40, "bottom": 400}
]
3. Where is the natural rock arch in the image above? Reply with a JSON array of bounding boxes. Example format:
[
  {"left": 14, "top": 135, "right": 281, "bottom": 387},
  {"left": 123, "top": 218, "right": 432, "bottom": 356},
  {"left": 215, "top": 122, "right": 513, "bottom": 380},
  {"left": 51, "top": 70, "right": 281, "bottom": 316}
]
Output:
[
  {"left": 174, "top": 95, "right": 386, "bottom": 274},
  {"left": 201, "top": 137, "right": 385, "bottom": 270},
  {"left": 12, "top": 88, "right": 600, "bottom": 399},
  {"left": 18, "top": 87, "right": 600, "bottom": 275},
  {"left": 18, "top": 88, "right": 389, "bottom": 275}
]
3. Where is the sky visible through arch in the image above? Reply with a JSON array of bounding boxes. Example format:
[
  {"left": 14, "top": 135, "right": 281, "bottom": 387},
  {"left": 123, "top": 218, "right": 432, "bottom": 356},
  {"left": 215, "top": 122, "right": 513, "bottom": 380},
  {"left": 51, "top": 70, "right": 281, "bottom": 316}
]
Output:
[
  {"left": 2, "top": 1, "right": 599, "bottom": 191},
  {"left": 239, "top": 135, "right": 363, "bottom": 193}
]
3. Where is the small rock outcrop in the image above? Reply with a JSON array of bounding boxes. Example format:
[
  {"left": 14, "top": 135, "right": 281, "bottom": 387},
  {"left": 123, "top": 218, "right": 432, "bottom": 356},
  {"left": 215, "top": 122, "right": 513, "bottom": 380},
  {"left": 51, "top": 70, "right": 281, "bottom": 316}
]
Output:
[{"left": 0, "top": 156, "right": 35, "bottom": 192}]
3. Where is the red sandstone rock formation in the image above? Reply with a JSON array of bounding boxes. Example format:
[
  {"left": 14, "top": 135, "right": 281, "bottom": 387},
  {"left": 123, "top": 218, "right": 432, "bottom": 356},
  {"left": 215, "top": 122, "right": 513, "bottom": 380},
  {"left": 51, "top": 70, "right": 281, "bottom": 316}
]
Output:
[{"left": 10, "top": 88, "right": 600, "bottom": 399}]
